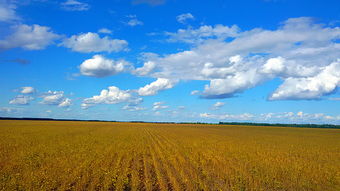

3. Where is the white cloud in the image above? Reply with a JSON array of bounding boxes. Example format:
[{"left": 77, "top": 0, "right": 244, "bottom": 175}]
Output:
[
  {"left": 190, "top": 90, "right": 200, "bottom": 95},
  {"left": 61, "top": 0, "right": 90, "bottom": 11},
  {"left": 9, "top": 95, "right": 34, "bottom": 105},
  {"left": 200, "top": 113, "right": 254, "bottom": 121},
  {"left": 20, "top": 86, "right": 35, "bottom": 94},
  {"left": 0, "top": 24, "right": 60, "bottom": 50},
  {"left": 126, "top": 15, "right": 143, "bottom": 26},
  {"left": 80, "top": 103, "right": 90, "bottom": 110},
  {"left": 98, "top": 28, "right": 112, "bottom": 34},
  {"left": 261, "top": 57, "right": 285, "bottom": 74},
  {"left": 0, "top": 1, "right": 18, "bottom": 22},
  {"left": 176, "top": 13, "right": 194, "bottom": 24},
  {"left": 269, "top": 60, "right": 340, "bottom": 100},
  {"left": 212, "top": 102, "right": 225, "bottom": 110},
  {"left": 82, "top": 86, "right": 133, "bottom": 108},
  {"left": 138, "top": 78, "right": 176, "bottom": 96},
  {"left": 128, "top": 19, "right": 143, "bottom": 26},
  {"left": 79, "top": 55, "right": 129, "bottom": 77},
  {"left": 152, "top": 102, "right": 168, "bottom": 110},
  {"left": 41, "top": 91, "right": 72, "bottom": 107},
  {"left": 122, "top": 97, "right": 144, "bottom": 111},
  {"left": 142, "top": 17, "right": 340, "bottom": 100},
  {"left": 202, "top": 67, "right": 264, "bottom": 98},
  {"left": 134, "top": 61, "right": 156, "bottom": 76},
  {"left": 229, "top": 55, "right": 242, "bottom": 63},
  {"left": 41, "top": 91, "right": 64, "bottom": 105},
  {"left": 58, "top": 98, "right": 72, "bottom": 107},
  {"left": 259, "top": 111, "right": 340, "bottom": 123},
  {"left": 166, "top": 24, "right": 239, "bottom": 44},
  {"left": 0, "top": 107, "right": 20, "bottom": 114},
  {"left": 61, "top": 32, "right": 128, "bottom": 53},
  {"left": 122, "top": 104, "right": 146, "bottom": 111},
  {"left": 200, "top": 111, "right": 340, "bottom": 123}
]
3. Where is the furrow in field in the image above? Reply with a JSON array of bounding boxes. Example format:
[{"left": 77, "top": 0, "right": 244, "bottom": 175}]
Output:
[
  {"left": 108, "top": 153, "right": 127, "bottom": 191},
  {"left": 135, "top": 126, "right": 151, "bottom": 191},
  {"left": 155, "top": 129, "right": 217, "bottom": 190},
  {"left": 123, "top": 157, "right": 134, "bottom": 191},
  {"left": 145, "top": 128, "right": 177, "bottom": 190},
  {"left": 152, "top": 132, "right": 194, "bottom": 189},
  {"left": 137, "top": 127, "right": 155, "bottom": 191},
  {"left": 147, "top": 128, "right": 191, "bottom": 190},
  {"left": 136, "top": 154, "right": 147, "bottom": 191},
  {"left": 147, "top": 144, "right": 164, "bottom": 191},
  {"left": 154, "top": 130, "right": 203, "bottom": 190},
  {"left": 111, "top": 151, "right": 131, "bottom": 191},
  {"left": 66, "top": 157, "right": 99, "bottom": 191},
  {"left": 145, "top": 145, "right": 161, "bottom": 191},
  {"left": 133, "top": 126, "right": 158, "bottom": 190},
  {"left": 93, "top": 150, "right": 121, "bottom": 190}
]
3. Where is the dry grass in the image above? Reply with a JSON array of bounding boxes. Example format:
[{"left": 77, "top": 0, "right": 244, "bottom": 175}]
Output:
[{"left": 0, "top": 120, "right": 339, "bottom": 190}]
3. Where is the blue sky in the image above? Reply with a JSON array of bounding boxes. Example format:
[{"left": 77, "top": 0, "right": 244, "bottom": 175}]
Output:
[{"left": 0, "top": 0, "right": 340, "bottom": 124}]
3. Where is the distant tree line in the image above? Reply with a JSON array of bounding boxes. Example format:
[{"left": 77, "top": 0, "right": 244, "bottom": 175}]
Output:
[
  {"left": 1, "top": 117, "right": 339, "bottom": 129},
  {"left": 0, "top": 117, "right": 115, "bottom": 122},
  {"left": 218, "top": 122, "right": 340, "bottom": 129}
]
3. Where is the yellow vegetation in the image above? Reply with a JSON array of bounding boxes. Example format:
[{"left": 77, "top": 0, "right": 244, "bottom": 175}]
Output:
[{"left": 0, "top": 120, "right": 339, "bottom": 190}]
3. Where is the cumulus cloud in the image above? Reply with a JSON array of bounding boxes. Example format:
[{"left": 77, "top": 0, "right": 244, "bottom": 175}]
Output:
[
  {"left": 138, "top": 78, "right": 176, "bottom": 96},
  {"left": 41, "top": 91, "right": 72, "bottom": 108},
  {"left": 20, "top": 86, "right": 35, "bottom": 94},
  {"left": 141, "top": 17, "right": 340, "bottom": 100},
  {"left": 200, "top": 111, "right": 340, "bottom": 123},
  {"left": 134, "top": 61, "right": 156, "bottom": 76},
  {"left": 0, "top": 24, "right": 60, "bottom": 50},
  {"left": 200, "top": 113, "right": 254, "bottom": 121},
  {"left": 297, "top": 111, "right": 304, "bottom": 117},
  {"left": 98, "top": 28, "right": 112, "bottom": 34},
  {"left": 202, "top": 67, "right": 265, "bottom": 98},
  {"left": 61, "top": 0, "right": 90, "bottom": 11},
  {"left": 9, "top": 95, "right": 34, "bottom": 105},
  {"left": 122, "top": 104, "right": 146, "bottom": 111},
  {"left": 190, "top": 90, "right": 200, "bottom": 95},
  {"left": 61, "top": 32, "right": 128, "bottom": 53},
  {"left": 82, "top": 86, "right": 134, "bottom": 108},
  {"left": 261, "top": 57, "right": 285, "bottom": 75},
  {"left": 58, "top": 98, "right": 72, "bottom": 107},
  {"left": 126, "top": 15, "right": 143, "bottom": 26},
  {"left": 212, "top": 102, "right": 225, "bottom": 110},
  {"left": 152, "top": 102, "right": 168, "bottom": 110},
  {"left": 0, "top": 1, "right": 18, "bottom": 22},
  {"left": 79, "top": 55, "right": 129, "bottom": 77},
  {"left": 260, "top": 111, "right": 340, "bottom": 123},
  {"left": 122, "top": 97, "right": 144, "bottom": 111},
  {"left": 0, "top": 107, "right": 20, "bottom": 115},
  {"left": 269, "top": 60, "right": 340, "bottom": 100},
  {"left": 166, "top": 24, "right": 239, "bottom": 44},
  {"left": 176, "top": 13, "right": 194, "bottom": 24}
]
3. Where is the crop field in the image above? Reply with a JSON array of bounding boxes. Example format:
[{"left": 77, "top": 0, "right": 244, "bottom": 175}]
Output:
[{"left": 0, "top": 120, "right": 339, "bottom": 191}]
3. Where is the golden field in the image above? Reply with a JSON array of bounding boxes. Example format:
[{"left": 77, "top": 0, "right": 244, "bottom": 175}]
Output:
[{"left": 0, "top": 120, "right": 339, "bottom": 191}]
